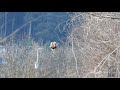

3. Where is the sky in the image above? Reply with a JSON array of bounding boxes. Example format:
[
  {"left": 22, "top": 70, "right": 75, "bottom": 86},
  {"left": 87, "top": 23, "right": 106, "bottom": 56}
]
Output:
[{"left": 0, "top": 12, "right": 72, "bottom": 44}]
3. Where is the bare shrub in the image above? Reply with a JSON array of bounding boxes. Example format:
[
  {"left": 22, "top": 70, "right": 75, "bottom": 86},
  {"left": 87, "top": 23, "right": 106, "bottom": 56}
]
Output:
[{"left": 67, "top": 12, "right": 120, "bottom": 78}]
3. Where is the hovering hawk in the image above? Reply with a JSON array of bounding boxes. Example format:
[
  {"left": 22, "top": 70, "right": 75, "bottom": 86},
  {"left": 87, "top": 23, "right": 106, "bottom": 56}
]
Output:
[{"left": 50, "top": 42, "right": 57, "bottom": 49}]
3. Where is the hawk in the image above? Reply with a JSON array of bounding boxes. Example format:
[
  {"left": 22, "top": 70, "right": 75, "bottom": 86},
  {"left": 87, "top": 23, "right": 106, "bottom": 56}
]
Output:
[{"left": 50, "top": 42, "right": 57, "bottom": 49}]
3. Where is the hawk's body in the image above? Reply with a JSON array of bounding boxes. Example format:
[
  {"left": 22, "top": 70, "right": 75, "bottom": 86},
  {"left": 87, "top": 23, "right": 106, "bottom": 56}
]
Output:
[{"left": 50, "top": 42, "right": 57, "bottom": 49}]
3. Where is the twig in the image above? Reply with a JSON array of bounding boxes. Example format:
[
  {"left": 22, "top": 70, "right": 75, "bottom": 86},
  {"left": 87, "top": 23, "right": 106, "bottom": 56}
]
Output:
[
  {"left": 94, "top": 46, "right": 120, "bottom": 72},
  {"left": 83, "top": 12, "right": 120, "bottom": 21},
  {"left": 71, "top": 34, "right": 80, "bottom": 78},
  {"left": 65, "top": 73, "right": 77, "bottom": 77},
  {"left": 35, "top": 47, "right": 43, "bottom": 69}
]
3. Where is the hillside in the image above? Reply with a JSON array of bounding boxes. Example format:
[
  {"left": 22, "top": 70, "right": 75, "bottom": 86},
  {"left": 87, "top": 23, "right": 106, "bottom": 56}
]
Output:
[{"left": 0, "top": 12, "right": 71, "bottom": 45}]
